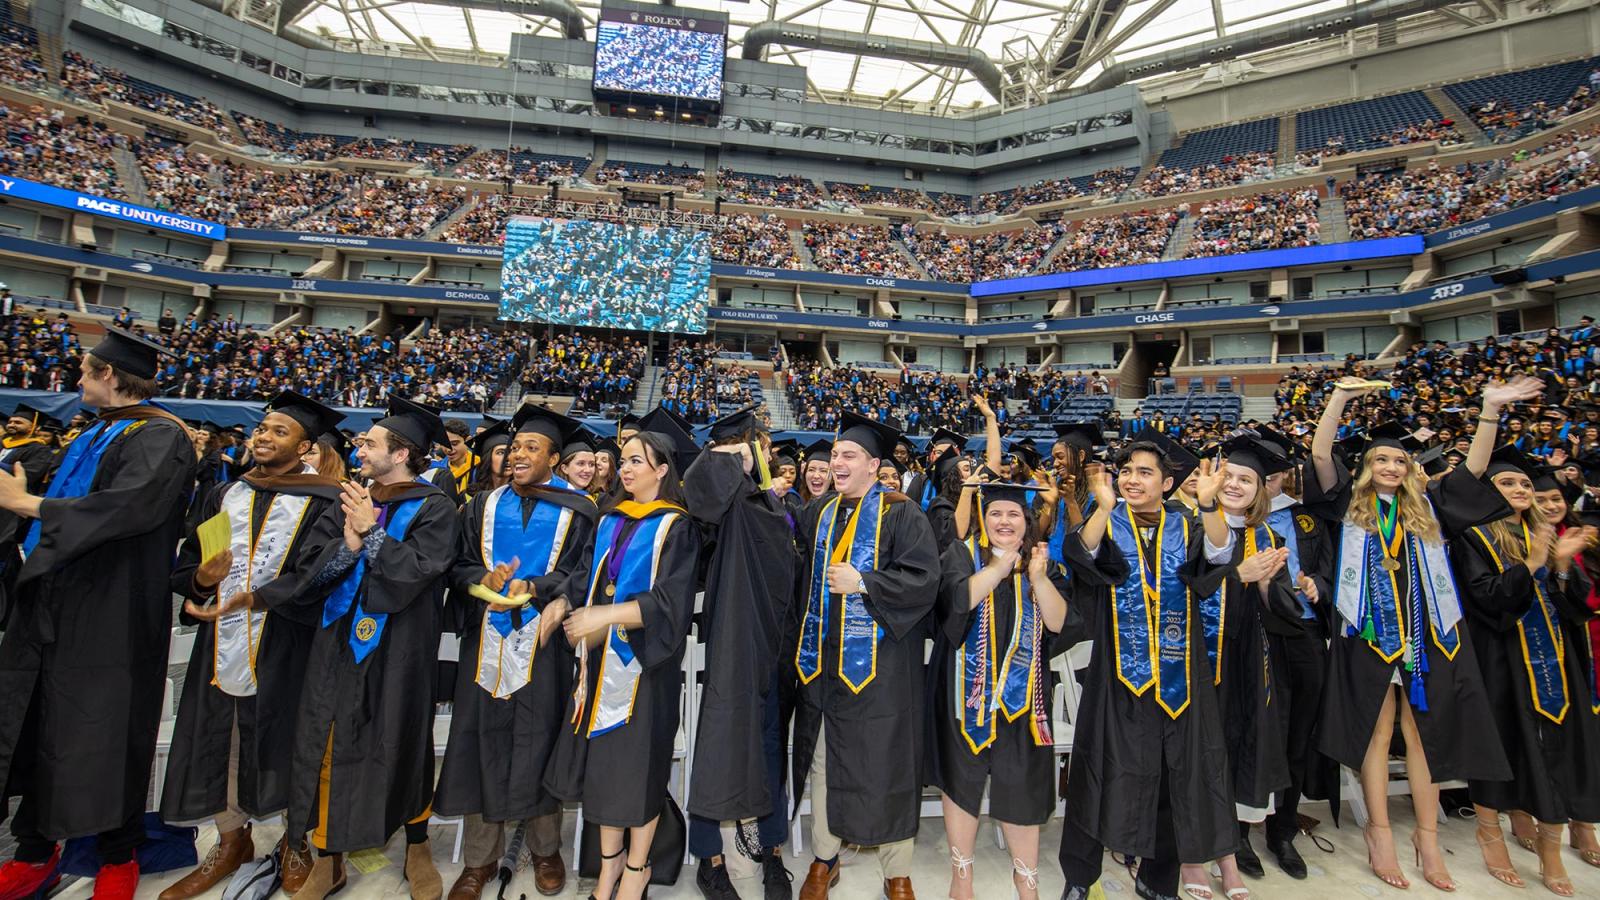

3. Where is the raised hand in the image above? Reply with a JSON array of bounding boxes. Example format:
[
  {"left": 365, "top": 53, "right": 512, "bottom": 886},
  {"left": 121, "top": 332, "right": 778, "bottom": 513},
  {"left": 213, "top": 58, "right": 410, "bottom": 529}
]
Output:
[
  {"left": 1027, "top": 543, "right": 1051, "bottom": 580},
  {"left": 1193, "top": 456, "right": 1228, "bottom": 508},
  {"left": 1088, "top": 463, "right": 1117, "bottom": 510},
  {"left": 972, "top": 394, "right": 994, "bottom": 419},
  {"left": 1553, "top": 526, "right": 1593, "bottom": 567},
  {"left": 1482, "top": 374, "right": 1546, "bottom": 411}
]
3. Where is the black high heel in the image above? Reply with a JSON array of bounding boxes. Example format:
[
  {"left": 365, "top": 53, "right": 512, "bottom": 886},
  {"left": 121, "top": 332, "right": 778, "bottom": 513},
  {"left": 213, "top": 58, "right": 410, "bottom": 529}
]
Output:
[
  {"left": 588, "top": 847, "right": 625, "bottom": 900},
  {"left": 622, "top": 859, "right": 651, "bottom": 900}
]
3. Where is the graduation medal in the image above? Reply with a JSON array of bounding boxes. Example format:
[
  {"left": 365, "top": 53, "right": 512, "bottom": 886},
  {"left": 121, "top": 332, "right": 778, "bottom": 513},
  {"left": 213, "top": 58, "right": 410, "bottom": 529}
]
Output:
[
  {"left": 605, "top": 584, "right": 616, "bottom": 597},
  {"left": 1376, "top": 498, "right": 1403, "bottom": 573}
]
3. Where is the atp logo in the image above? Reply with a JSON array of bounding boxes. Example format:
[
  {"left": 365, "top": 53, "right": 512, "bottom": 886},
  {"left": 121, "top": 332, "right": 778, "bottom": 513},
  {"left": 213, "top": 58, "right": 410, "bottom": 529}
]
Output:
[{"left": 1429, "top": 283, "right": 1466, "bottom": 301}]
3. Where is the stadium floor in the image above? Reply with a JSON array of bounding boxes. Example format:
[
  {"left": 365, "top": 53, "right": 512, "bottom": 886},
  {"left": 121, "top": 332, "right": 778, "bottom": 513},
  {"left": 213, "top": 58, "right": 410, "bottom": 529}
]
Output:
[{"left": 71, "top": 808, "right": 1600, "bottom": 899}]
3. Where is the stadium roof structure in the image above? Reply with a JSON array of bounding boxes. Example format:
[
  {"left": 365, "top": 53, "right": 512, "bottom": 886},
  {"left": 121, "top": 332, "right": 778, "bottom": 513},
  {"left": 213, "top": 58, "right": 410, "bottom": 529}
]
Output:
[{"left": 255, "top": 0, "right": 1514, "bottom": 115}]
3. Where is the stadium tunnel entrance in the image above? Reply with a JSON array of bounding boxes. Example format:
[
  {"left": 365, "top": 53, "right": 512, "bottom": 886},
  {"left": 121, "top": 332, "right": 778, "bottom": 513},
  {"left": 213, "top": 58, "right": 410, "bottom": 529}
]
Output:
[{"left": 1129, "top": 339, "right": 1181, "bottom": 396}]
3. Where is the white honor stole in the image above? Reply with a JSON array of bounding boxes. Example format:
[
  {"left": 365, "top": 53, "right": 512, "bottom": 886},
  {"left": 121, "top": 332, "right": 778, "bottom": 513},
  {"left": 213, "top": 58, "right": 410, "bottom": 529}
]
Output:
[
  {"left": 1334, "top": 497, "right": 1463, "bottom": 641},
  {"left": 475, "top": 484, "right": 574, "bottom": 699},
  {"left": 213, "top": 473, "right": 316, "bottom": 697}
]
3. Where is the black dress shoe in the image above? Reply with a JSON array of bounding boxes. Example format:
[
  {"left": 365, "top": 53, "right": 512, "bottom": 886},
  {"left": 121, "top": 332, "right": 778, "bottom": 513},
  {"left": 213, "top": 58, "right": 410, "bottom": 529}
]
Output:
[
  {"left": 1235, "top": 832, "right": 1265, "bottom": 879},
  {"left": 1266, "top": 836, "right": 1308, "bottom": 880},
  {"left": 1061, "top": 887, "right": 1091, "bottom": 900},
  {"left": 1133, "top": 881, "right": 1178, "bottom": 900}
]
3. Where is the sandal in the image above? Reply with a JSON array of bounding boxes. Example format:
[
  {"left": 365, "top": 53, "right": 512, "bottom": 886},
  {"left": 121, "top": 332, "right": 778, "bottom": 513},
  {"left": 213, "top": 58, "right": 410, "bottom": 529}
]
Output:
[
  {"left": 1568, "top": 822, "right": 1600, "bottom": 868},
  {"left": 1537, "top": 824, "right": 1575, "bottom": 897},
  {"left": 1476, "top": 823, "right": 1526, "bottom": 888},
  {"left": 1511, "top": 811, "right": 1539, "bottom": 853},
  {"left": 948, "top": 845, "right": 974, "bottom": 900},
  {"left": 1180, "top": 863, "right": 1213, "bottom": 900},
  {"left": 588, "top": 847, "right": 624, "bottom": 900},
  {"left": 1411, "top": 825, "right": 1456, "bottom": 892},
  {"left": 1011, "top": 857, "right": 1039, "bottom": 900},
  {"left": 1365, "top": 823, "right": 1410, "bottom": 890}
]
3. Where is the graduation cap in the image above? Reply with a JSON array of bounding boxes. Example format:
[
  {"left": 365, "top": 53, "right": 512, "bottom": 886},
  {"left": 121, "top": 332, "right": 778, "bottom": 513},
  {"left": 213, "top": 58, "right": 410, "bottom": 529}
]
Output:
[
  {"left": 836, "top": 410, "right": 901, "bottom": 461},
  {"left": 1362, "top": 422, "right": 1426, "bottom": 456},
  {"left": 706, "top": 403, "right": 765, "bottom": 443},
  {"left": 1417, "top": 444, "right": 1451, "bottom": 478},
  {"left": 636, "top": 407, "right": 701, "bottom": 472},
  {"left": 563, "top": 430, "right": 598, "bottom": 457},
  {"left": 468, "top": 418, "right": 513, "bottom": 458},
  {"left": 89, "top": 326, "right": 173, "bottom": 379},
  {"left": 513, "top": 403, "right": 586, "bottom": 454},
  {"left": 930, "top": 451, "right": 964, "bottom": 484},
  {"left": 318, "top": 428, "right": 354, "bottom": 460},
  {"left": 594, "top": 437, "right": 620, "bottom": 460},
  {"left": 1127, "top": 427, "right": 1199, "bottom": 495},
  {"left": 1011, "top": 440, "right": 1043, "bottom": 471},
  {"left": 894, "top": 434, "right": 917, "bottom": 458},
  {"left": 926, "top": 426, "right": 966, "bottom": 456},
  {"left": 803, "top": 438, "right": 833, "bottom": 465},
  {"left": 1485, "top": 444, "right": 1538, "bottom": 481},
  {"left": 1220, "top": 434, "right": 1294, "bottom": 478},
  {"left": 770, "top": 439, "right": 799, "bottom": 470},
  {"left": 264, "top": 390, "right": 345, "bottom": 442},
  {"left": 6, "top": 402, "right": 57, "bottom": 431},
  {"left": 974, "top": 481, "right": 1033, "bottom": 511},
  {"left": 1255, "top": 425, "right": 1298, "bottom": 460},
  {"left": 878, "top": 457, "right": 907, "bottom": 476},
  {"left": 1052, "top": 422, "right": 1103, "bottom": 453},
  {"left": 375, "top": 394, "right": 448, "bottom": 451},
  {"left": 617, "top": 412, "right": 643, "bottom": 435}
]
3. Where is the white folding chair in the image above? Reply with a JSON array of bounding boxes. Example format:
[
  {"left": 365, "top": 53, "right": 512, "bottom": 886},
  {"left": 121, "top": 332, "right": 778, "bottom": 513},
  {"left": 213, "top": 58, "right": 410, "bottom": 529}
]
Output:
[
  {"left": 429, "top": 633, "right": 464, "bottom": 862},
  {"left": 152, "top": 628, "right": 197, "bottom": 806}
]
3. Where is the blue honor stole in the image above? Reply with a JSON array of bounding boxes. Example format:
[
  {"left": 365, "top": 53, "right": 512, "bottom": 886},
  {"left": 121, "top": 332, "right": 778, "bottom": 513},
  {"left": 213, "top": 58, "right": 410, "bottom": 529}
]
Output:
[
  {"left": 1108, "top": 501, "right": 1193, "bottom": 718},
  {"left": 473, "top": 480, "right": 579, "bottom": 698},
  {"left": 1471, "top": 524, "right": 1570, "bottom": 724},
  {"left": 321, "top": 495, "right": 426, "bottom": 663},
  {"left": 957, "top": 536, "right": 1049, "bottom": 754},
  {"left": 579, "top": 500, "right": 682, "bottom": 737},
  {"left": 1048, "top": 494, "right": 1095, "bottom": 573},
  {"left": 796, "top": 483, "right": 887, "bottom": 693},
  {"left": 1200, "top": 523, "right": 1274, "bottom": 686},
  {"left": 22, "top": 416, "right": 139, "bottom": 556}
]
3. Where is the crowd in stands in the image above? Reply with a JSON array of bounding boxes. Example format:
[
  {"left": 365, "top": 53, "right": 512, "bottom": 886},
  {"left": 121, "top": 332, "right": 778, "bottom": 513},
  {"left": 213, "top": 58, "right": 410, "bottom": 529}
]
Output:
[
  {"left": 1468, "top": 80, "right": 1598, "bottom": 144},
  {"left": 710, "top": 214, "right": 803, "bottom": 269},
  {"left": 517, "top": 333, "right": 646, "bottom": 414},
  {"left": 292, "top": 176, "right": 466, "bottom": 239},
  {"left": 152, "top": 318, "right": 524, "bottom": 411},
  {"left": 0, "top": 23, "right": 46, "bottom": 92},
  {"left": 656, "top": 340, "right": 758, "bottom": 424},
  {"left": 0, "top": 309, "right": 82, "bottom": 392},
  {"left": 802, "top": 221, "right": 924, "bottom": 278},
  {"left": 0, "top": 103, "right": 129, "bottom": 199},
  {"left": 826, "top": 183, "right": 930, "bottom": 211},
  {"left": 903, "top": 228, "right": 1066, "bottom": 283},
  {"left": 1136, "top": 152, "right": 1276, "bottom": 197},
  {"left": 1340, "top": 161, "right": 1487, "bottom": 239},
  {"left": 332, "top": 138, "right": 474, "bottom": 170},
  {"left": 450, "top": 147, "right": 583, "bottom": 184},
  {"left": 135, "top": 140, "right": 358, "bottom": 229},
  {"left": 60, "top": 51, "right": 230, "bottom": 135},
  {"left": 785, "top": 358, "right": 971, "bottom": 433},
  {"left": 971, "top": 168, "right": 1136, "bottom": 216},
  {"left": 438, "top": 193, "right": 509, "bottom": 245},
  {"left": 1297, "top": 120, "right": 1467, "bottom": 168},
  {"left": 1184, "top": 188, "right": 1321, "bottom": 257},
  {"left": 1044, "top": 208, "right": 1180, "bottom": 273},
  {"left": 594, "top": 162, "right": 705, "bottom": 192},
  {"left": 715, "top": 168, "right": 824, "bottom": 208}
]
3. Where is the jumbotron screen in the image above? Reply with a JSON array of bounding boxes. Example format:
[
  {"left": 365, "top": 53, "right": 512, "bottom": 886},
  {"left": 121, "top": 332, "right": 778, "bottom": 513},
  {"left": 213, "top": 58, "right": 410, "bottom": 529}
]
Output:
[
  {"left": 499, "top": 216, "right": 710, "bottom": 334},
  {"left": 592, "top": 9, "right": 725, "bottom": 102}
]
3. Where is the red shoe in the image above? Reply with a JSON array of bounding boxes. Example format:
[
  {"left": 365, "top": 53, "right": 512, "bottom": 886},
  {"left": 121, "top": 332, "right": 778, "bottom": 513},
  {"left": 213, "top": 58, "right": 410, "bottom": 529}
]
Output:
[
  {"left": 90, "top": 860, "right": 139, "bottom": 900},
  {"left": 0, "top": 850, "right": 61, "bottom": 900}
]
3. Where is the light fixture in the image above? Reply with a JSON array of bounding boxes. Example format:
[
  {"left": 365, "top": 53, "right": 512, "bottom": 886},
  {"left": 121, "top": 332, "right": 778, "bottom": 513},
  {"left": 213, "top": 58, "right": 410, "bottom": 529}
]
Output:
[
  {"left": 680, "top": 112, "right": 690, "bottom": 119},
  {"left": 654, "top": 108, "right": 664, "bottom": 117},
  {"left": 626, "top": 106, "right": 636, "bottom": 113}
]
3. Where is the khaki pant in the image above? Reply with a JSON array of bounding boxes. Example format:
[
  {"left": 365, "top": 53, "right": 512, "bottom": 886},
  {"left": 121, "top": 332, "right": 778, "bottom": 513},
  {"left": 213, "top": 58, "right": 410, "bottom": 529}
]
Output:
[
  {"left": 214, "top": 718, "right": 248, "bottom": 833},
  {"left": 807, "top": 723, "right": 913, "bottom": 879},
  {"left": 461, "top": 810, "right": 564, "bottom": 868}
]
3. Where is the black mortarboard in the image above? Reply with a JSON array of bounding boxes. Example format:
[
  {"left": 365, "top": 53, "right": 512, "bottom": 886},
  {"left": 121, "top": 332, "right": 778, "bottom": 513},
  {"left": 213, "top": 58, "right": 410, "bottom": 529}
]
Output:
[
  {"left": 1053, "top": 422, "right": 1103, "bottom": 452},
  {"left": 1417, "top": 445, "right": 1450, "bottom": 477},
  {"left": 771, "top": 439, "right": 798, "bottom": 469},
  {"left": 513, "top": 403, "right": 585, "bottom": 453},
  {"left": 1530, "top": 461, "right": 1563, "bottom": 493},
  {"left": 1255, "top": 425, "right": 1298, "bottom": 460},
  {"left": 1485, "top": 444, "right": 1537, "bottom": 480},
  {"left": 973, "top": 481, "right": 1033, "bottom": 513},
  {"left": 595, "top": 437, "right": 620, "bottom": 459},
  {"left": 376, "top": 394, "right": 448, "bottom": 451},
  {"left": 1220, "top": 435, "right": 1294, "bottom": 478},
  {"left": 7, "top": 402, "right": 56, "bottom": 430},
  {"left": 264, "top": 390, "right": 344, "bottom": 441},
  {"left": 563, "top": 431, "right": 597, "bottom": 457},
  {"left": 318, "top": 428, "right": 353, "bottom": 459},
  {"left": 468, "top": 419, "right": 513, "bottom": 458},
  {"left": 879, "top": 457, "right": 907, "bottom": 476},
  {"left": 636, "top": 407, "right": 700, "bottom": 471},
  {"left": 1012, "top": 440, "right": 1043, "bottom": 470},
  {"left": 1129, "top": 427, "right": 1199, "bottom": 495},
  {"left": 617, "top": 412, "right": 643, "bottom": 433},
  {"left": 89, "top": 326, "right": 172, "bottom": 379},
  {"left": 707, "top": 403, "right": 765, "bottom": 443},
  {"left": 931, "top": 452, "right": 963, "bottom": 483},
  {"left": 804, "top": 439, "right": 833, "bottom": 464},
  {"left": 927, "top": 427, "right": 965, "bottom": 455},
  {"left": 1365, "top": 421, "right": 1425, "bottom": 455},
  {"left": 837, "top": 410, "right": 901, "bottom": 461},
  {"left": 653, "top": 405, "right": 695, "bottom": 435}
]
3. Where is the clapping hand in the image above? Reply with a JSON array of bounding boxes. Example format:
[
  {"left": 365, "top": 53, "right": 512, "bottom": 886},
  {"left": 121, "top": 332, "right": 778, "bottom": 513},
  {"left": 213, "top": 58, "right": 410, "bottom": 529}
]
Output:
[
  {"left": 481, "top": 557, "right": 522, "bottom": 593},
  {"left": 1027, "top": 544, "right": 1052, "bottom": 580},
  {"left": 1088, "top": 464, "right": 1117, "bottom": 510},
  {"left": 1236, "top": 546, "right": 1290, "bottom": 584}
]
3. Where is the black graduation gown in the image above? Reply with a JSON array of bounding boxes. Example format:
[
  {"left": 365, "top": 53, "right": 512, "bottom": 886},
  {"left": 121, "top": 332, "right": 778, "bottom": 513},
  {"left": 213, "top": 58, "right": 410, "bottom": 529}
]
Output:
[
  {"left": 789, "top": 492, "right": 940, "bottom": 847},
  {"left": 1212, "top": 524, "right": 1301, "bottom": 813},
  {"left": 684, "top": 454, "right": 798, "bottom": 823},
  {"left": 432, "top": 485, "right": 596, "bottom": 823},
  {"left": 161, "top": 476, "right": 342, "bottom": 823},
  {"left": 1059, "top": 506, "right": 1239, "bottom": 864},
  {"left": 187, "top": 450, "right": 223, "bottom": 531},
  {"left": 0, "top": 439, "right": 54, "bottom": 626},
  {"left": 285, "top": 483, "right": 460, "bottom": 853},
  {"left": 1454, "top": 529, "right": 1600, "bottom": 823},
  {"left": 1306, "top": 464, "right": 1513, "bottom": 784},
  {"left": 927, "top": 541, "right": 1073, "bottom": 826},
  {"left": 0, "top": 412, "right": 196, "bottom": 839},
  {"left": 927, "top": 495, "right": 960, "bottom": 553},
  {"left": 543, "top": 512, "right": 702, "bottom": 828}
]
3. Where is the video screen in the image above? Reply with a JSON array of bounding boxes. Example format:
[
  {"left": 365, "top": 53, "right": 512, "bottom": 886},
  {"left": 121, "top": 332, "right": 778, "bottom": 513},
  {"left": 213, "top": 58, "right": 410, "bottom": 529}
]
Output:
[
  {"left": 499, "top": 216, "right": 710, "bottom": 334},
  {"left": 593, "top": 11, "right": 725, "bottom": 102}
]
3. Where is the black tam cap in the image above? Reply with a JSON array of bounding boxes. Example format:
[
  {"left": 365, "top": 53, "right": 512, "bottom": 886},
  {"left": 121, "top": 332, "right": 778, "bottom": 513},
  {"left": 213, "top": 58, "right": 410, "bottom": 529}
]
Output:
[
  {"left": 514, "top": 403, "right": 585, "bottom": 453},
  {"left": 1220, "top": 435, "right": 1294, "bottom": 478},
  {"left": 376, "top": 395, "right": 448, "bottom": 451},
  {"left": 468, "top": 419, "right": 513, "bottom": 458},
  {"left": 264, "top": 390, "right": 344, "bottom": 441},
  {"left": 927, "top": 427, "right": 965, "bottom": 456},
  {"left": 636, "top": 407, "right": 700, "bottom": 471},
  {"left": 1485, "top": 444, "right": 1537, "bottom": 480},
  {"left": 1053, "top": 422, "right": 1103, "bottom": 452},
  {"left": 837, "top": 410, "right": 901, "bottom": 461},
  {"left": 90, "top": 326, "right": 172, "bottom": 380},
  {"left": 1364, "top": 422, "right": 1426, "bottom": 455},
  {"left": 707, "top": 403, "right": 765, "bottom": 443}
]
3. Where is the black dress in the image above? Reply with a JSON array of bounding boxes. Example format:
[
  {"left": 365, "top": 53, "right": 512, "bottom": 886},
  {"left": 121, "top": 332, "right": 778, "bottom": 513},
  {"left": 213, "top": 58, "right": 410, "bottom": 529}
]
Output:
[
  {"left": 1454, "top": 526, "right": 1600, "bottom": 823},
  {"left": 928, "top": 540, "right": 1073, "bottom": 825},
  {"left": 1306, "top": 464, "right": 1513, "bottom": 784},
  {"left": 543, "top": 511, "right": 701, "bottom": 828}
]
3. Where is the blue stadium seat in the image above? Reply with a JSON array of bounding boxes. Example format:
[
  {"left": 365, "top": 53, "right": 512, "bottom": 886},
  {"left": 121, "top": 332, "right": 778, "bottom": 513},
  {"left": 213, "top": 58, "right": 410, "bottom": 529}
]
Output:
[
  {"left": 1443, "top": 58, "right": 1598, "bottom": 125},
  {"left": 1157, "top": 119, "right": 1280, "bottom": 170},
  {"left": 1295, "top": 91, "right": 1443, "bottom": 153}
]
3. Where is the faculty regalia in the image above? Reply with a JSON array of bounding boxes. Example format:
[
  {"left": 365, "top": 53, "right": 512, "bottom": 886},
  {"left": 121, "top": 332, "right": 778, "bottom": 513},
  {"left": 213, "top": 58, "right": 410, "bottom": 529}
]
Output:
[
  {"left": 1455, "top": 522, "right": 1600, "bottom": 823},
  {"left": 0, "top": 404, "right": 197, "bottom": 839},
  {"left": 685, "top": 452, "right": 798, "bottom": 823},
  {"left": 789, "top": 484, "right": 940, "bottom": 847},
  {"left": 1059, "top": 500, "right": 1238, "bottom": 864},
  {"left": 543, "top": 500, "right": 702, "bottom": 828},
  {"left": 1306, "top": 463, "right": 1513, "bottom": 784},
  {"left": 286, "top": 480, "right": 460, "bottom": 853},
  {"left": 161, "top": 467, "right": 343, "bottom": 823},
  {"left": 432, "top": 479, "right": 596, "bottom": 824},
  {"left": 928, "top": 536, "right": 1072, "bottom": 825}
]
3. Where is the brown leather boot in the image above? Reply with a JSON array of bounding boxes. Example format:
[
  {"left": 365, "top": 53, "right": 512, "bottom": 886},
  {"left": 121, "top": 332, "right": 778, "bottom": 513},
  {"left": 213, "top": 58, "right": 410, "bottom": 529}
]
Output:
[
  {"left": 280, "top": 838, "right": 313, "bottom": 896},
  {"left": 531, "top": 853, "right": 566, "bottom": 896},
  {"left": 158, "top": 824, "right": 254, "bottom": 900},
  {"left": 294, "top": 854, "right": 345, "bottom": 900},
  {"left": 797, "top": 859, "right": 839, "bottom": 900},
  {"left": 882, "top": 876, "right": 916, "bottom": 900},
  {"left": 446, "top": 862, "right": 496, "bottom": 900},
  {"left": 405, "top": 841, "right": 443, "bottom": 900}
]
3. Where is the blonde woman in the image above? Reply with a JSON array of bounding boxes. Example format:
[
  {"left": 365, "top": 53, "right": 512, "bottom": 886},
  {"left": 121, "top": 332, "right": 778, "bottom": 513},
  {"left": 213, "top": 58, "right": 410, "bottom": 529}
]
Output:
[
  {"left": 1306, "top": 375, "right": 1542, "bottom": 892},
  {"left": 1454, "top": 447, "right": 1600, "bottom": 896}
]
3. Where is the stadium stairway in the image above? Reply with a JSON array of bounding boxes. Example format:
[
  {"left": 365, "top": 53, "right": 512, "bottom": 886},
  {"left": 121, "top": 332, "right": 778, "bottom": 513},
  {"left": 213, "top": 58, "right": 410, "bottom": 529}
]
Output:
[
  {"left": 1317, "top": 199, "right": 1350, "bottom": 244},
  {"left": 1277, "top": 114, "right": 1297, "bottom": 167},
  {"left": 113, "top": 145, "right": 151, "bottom": 206},
  {"left": 37, "top": 30, "right": 62, "bottom": 83},
  {"left": 583, "top": 137, "right": 607, "bottom": 182},
  {"left": 1423, "top": 86, "right": 1487, "bottom": 144},
  {"left": 1161, "top": 214, "right": 1196, "bottom": 260},
  {"left": 787, "top": 228, "right": 816, "bottom": 268},
  {"left": 488, "top": 389, "right": 524, "bottom": 417},
  {"left": 425, "top": 198, "right": 480, "bottom": 241},
  {"left": 631, "top": 365, "right": 662, "bottom": 415},
  {"left": 1241, "top": 395, "right": 1277, "bottom": 422},
  {"left": 893, "top": 238, "right": 933, "bottom": 279},
  {"left": 1034, "top": 227, "right": 1075, "bottom": 272}
]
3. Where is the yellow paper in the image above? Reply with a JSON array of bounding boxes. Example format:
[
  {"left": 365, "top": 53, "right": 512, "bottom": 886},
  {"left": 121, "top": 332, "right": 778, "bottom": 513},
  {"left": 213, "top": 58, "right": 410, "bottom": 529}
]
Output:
[
  {"left": 196, "top": 511, "right": 231, "bottom": 563},
  {"left": 468, "top": 583, "right": 532, "bottom": 608},
  {"left": 345, "top": 848, "right": 390, "bottom": 875}
]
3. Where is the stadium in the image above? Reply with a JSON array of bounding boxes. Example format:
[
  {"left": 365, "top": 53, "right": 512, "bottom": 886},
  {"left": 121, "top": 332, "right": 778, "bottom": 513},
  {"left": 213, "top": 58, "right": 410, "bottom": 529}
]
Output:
[{"left": 4, "top": 0, "right": 1600, "bottom": 894}]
